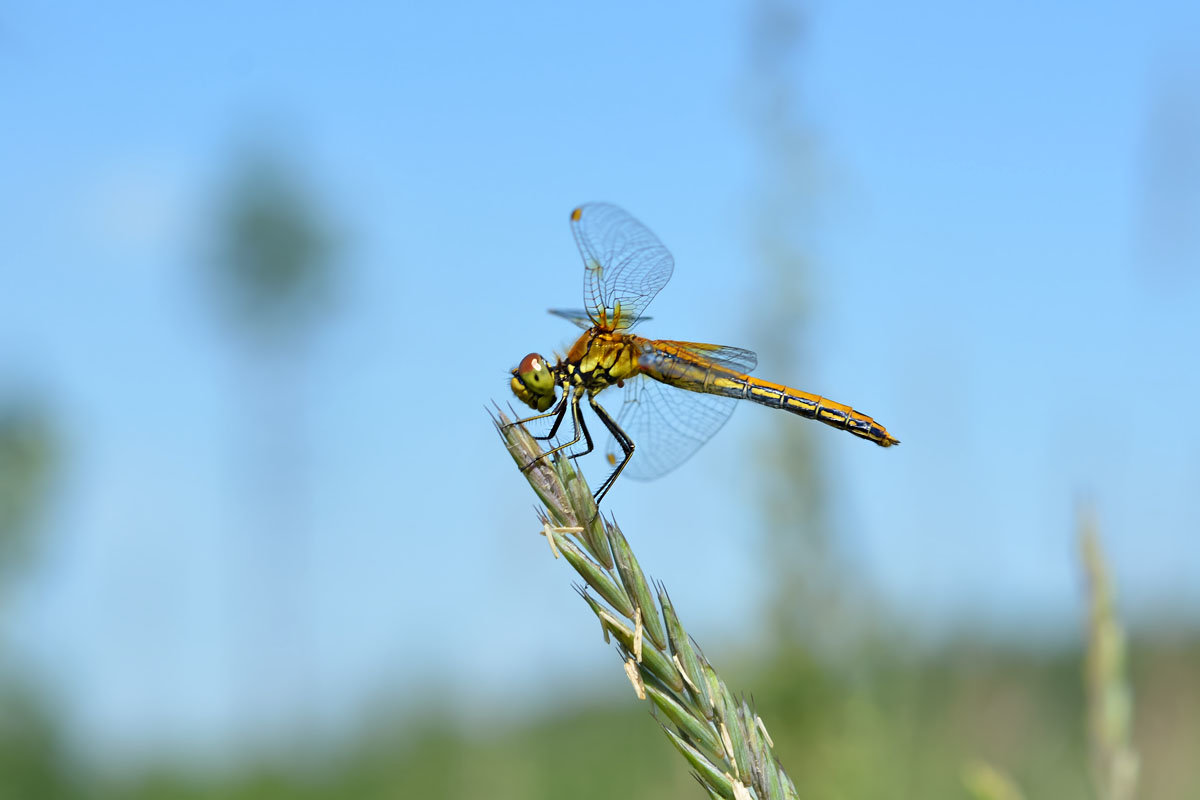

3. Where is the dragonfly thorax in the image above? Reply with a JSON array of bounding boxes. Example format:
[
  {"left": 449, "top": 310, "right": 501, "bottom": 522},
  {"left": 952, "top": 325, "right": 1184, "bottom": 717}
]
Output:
[{"left": 510, "top": 352, "right": 558, "bottom": 412}]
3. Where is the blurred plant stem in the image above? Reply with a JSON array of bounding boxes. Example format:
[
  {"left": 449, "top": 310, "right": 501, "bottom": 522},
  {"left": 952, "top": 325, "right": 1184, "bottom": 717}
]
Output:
[
  {"left": 961, "top": 759, "right": 1026, "bottom": 800},
  {"left": 496, "top": 410, "right": 800, "bottom": 800},
  {"left": 1080, "top": 511, "right": 1139, "bottom": 800},
  {"left": 745, "top": 0, "right": 849, "bottom": 653}
]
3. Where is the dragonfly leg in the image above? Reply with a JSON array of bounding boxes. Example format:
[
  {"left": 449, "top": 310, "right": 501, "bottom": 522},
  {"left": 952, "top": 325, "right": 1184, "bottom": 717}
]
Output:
[
  {"left": 566, "top": 403, "right": 595, "bottom": 461},
  {"left": 588, "top": 395, "right": 634, "bottom": 507},
  {"left": 523, "top": 391, "right": 587, "bottom": 469},
  {"left": 531, "top": 393, "right": 573, "bottom": 442},
  {"left": 503, "top": 390, "right": 570, "bottom": 440}
]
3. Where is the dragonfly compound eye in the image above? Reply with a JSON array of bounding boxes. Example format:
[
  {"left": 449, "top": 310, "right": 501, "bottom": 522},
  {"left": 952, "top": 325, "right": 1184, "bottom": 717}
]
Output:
[{"left": 511, "top": 353, "right": 556, "bottom": 411}]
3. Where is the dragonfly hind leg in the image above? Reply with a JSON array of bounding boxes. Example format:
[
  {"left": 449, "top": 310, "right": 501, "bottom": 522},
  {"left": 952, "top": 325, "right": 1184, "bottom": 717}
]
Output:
[
  {"left": 566, "top": 402, "right": 595, "bottom": 461},
  {"left": 588, "top": 396, "right": 634, "bottom": 507}
]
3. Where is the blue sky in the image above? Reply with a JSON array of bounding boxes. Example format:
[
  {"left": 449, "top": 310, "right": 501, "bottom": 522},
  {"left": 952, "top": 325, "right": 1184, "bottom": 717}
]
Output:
[{"left": 2, "top": 1, "right": 1199, "bottom": 761}]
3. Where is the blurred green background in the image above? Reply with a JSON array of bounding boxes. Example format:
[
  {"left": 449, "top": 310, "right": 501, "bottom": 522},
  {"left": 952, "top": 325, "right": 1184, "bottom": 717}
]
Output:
[{"left": 3, "top": 1, "right": 1199, "bottom": 798}]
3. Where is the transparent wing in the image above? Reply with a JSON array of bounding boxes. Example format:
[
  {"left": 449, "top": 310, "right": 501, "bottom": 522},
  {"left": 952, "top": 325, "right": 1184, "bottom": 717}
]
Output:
[
  {"left": 548, "top": 308, "right": 652, "bottom": 331},
  {"left": 570, "top": 203, "right": 674, "bottom": 331},
  {"left": 597, "top": 339, "right": 758, "bottom": 480},
  {"left": 650, "top": 340, "right": 758, "bottom": 374},
  {"left": 601, "top": 375, "right": 740, "bottom": 481},
  {"left": 547, "top": 309, "right": 594, "bottom": 330}
]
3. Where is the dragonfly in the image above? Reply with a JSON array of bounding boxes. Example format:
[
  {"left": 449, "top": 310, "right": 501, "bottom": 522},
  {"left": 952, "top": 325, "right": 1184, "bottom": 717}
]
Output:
[{"left": 508, "top": 203, "right": 898, "bottom": 507}]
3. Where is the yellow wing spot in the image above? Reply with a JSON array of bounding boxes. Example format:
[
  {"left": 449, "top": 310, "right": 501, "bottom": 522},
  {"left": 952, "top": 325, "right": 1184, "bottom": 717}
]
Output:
[
  {"left": 571, "top": 207, "right": 583, "bottom": 222},
  {"left": 607, "top": 452, "right": 617, "bottom": 466}
]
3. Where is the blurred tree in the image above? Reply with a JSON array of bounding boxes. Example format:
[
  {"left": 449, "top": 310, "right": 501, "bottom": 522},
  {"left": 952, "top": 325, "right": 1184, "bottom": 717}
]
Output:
[
  {"left": 207, "top": 145, "right": 340, "bottom": 746},
  {"left": 0, "top": 683, "right": 77, "bottom": 800},
  {"left": 0, "top": 400, "right": 75, "bottom": 798},
  {"left": 211, "top": 151, "right": 336, "bottom": 347},
  {"left": 0, "top": 397, "right": 57, "bottom": 590}
]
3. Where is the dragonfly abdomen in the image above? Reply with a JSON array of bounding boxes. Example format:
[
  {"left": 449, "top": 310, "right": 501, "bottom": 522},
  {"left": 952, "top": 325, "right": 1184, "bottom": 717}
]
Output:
[
  {"left": 642, "top": 345, "right": 898, "bottom": 447},
  {"left": 737, "top": 377, "right": 899, "bottom": 447}
]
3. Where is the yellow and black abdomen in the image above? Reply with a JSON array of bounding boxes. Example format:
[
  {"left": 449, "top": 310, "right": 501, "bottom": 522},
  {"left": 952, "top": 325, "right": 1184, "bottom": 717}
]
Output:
[{"left": 638, "top": 342, "right": 899, "bottom": 447}]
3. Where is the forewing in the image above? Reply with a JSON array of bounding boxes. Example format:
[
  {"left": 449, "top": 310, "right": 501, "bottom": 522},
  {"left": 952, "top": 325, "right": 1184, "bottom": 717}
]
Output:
[
  {"left": 549, "top": 308, "right": 652, "bottom": 331},
  {"left": 602, "top": 375, "right": 739, "bottom": 481},
  {"left": 547, "top": 309, "right": 595, "bottom": 331},
  {"left": 571, "top": 203, "right": 674, "bottom": 331}
]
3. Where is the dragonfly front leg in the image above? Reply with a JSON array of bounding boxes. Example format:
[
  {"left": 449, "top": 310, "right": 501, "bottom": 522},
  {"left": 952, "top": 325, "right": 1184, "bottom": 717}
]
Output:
[
  {"left": 523, "top": 390, "right": 588, "bottom": 470},
  {"left": 504, "top": 389, "right": 570, "bottom": 440},
  {"left": 588, "top": 395, "right": 634, "bottom": 507}
]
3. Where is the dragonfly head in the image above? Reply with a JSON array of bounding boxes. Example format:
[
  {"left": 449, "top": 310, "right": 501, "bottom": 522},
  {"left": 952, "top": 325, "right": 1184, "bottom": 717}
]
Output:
[{"left": 511, "top": 353, "right": 557, "bottom": 412}]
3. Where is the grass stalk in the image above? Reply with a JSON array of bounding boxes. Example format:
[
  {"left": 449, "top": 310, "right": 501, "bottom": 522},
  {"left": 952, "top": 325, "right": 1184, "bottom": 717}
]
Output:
[
  {"left": 1080, "top": 512, "right": 1139, "bottom": 800},
  {"left": 494, "top": 409, "right": 799, "bottom": 800}
]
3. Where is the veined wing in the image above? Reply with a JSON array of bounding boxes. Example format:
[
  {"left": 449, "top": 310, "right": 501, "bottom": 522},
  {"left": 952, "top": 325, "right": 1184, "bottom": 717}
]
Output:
[
  {"left": 548, "top": 308, "right": 652, "bottom": 331},
  {"left": 600, "top": 341, "right": 758, "bottom": 481},
  {"left": 570, "top": 203, "right": 673, "bottom": 331},
  {"left": 603, "top": 376, "right": 738, "bottom": 481}
]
